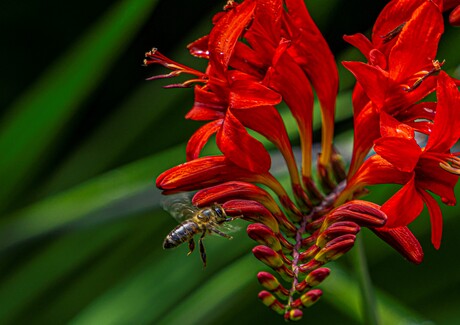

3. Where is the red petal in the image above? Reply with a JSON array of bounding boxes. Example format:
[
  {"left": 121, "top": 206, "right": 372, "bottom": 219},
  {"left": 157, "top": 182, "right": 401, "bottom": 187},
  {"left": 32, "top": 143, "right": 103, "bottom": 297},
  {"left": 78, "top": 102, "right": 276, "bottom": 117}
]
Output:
[
  {"left": 266, "top": 47, "right": 314, "bottom": 175},
  {"left": 186, "top": 120, "right": 222, "bottom": 161},
  {"left": 396, "top": 102, "right": 436, "bottom": 124},
  {"left": 343, "top": 33, "right": 373, "bottom": 60},
  {"left": 347, "top": 102, "right": 380, "bottom": 178},
  {"left": 208, "top": 0, "right": 257, "bottom": 75},
  {"left": 342, "top": 61, "right": 388, "bottom": 109},
  {"left": 186, "top": 86, "right": 226, "bottom": 121},
  {"left": 243, "top": 0, "right": 284, "bottom": 57},
  {"left": 348, "top": 155, "right": 411, "bottom": 190},
  {"left": 351, "top": 83, "right": 370, "bottom": 117},
  {"left": 217, "top": 109, "right": 271, "bottom": 173},
  {"left": 229, "top": 77, "right": 282, "bottom": 109},
  {"left": 371, "top": 226, "right": 424, "bottom": 264},
  {"left": 187, "top": 35, "right": 210, "bottom": 59},
  {"left": 426, "top": 71, "right": 460, "bottom": 152},
  {"left": 230, "top": 42, "right": 266, "bottom": 78},
  {"left": 416, "top": 156, "right": 458, "bottom": 205},
  {"left": 233, "top": 105, "right": 291, "bottom": 154},
  {"left": 382, "top": 177, "right": 424, "bottom": 228},
  {"left": 389, "top": 2, "right": 444, "bottom": 83},
  {"left": 418, "top": 190, "right": 443, "bottom": 249},
  {"left": 372, "top": 0, "right": 426, "bottom": 51},
  {"left": 449, "top": 4, "right": 460, "bottom": 26},
  {"left": 284, "top": 0, "right": 338, "bottom": 158},
  {"left": 379, "top": 111, "right": 415, "bottom": 138},
  {"left": 156, "top": 156, "right": 258, "bottom": 193},
  {"left": 374, "top": 137, "right": 421, "bottom": 173}
]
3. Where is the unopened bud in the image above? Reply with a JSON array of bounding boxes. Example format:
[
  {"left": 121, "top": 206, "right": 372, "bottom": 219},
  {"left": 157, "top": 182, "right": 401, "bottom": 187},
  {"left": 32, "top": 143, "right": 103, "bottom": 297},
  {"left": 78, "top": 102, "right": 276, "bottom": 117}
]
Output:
[
  {"left": 258, "top": 291, "right": 284, "bottom": 315},
  {"left": 295, "top": 268, "right": 330, "bottom": 292},
  {"left": 305, "top": 267, "right": 330, "bottom": 287},
  {"left": 257, "top": 272, "right": 289, "bottom": 299},
  {"left": 317, "top": 221, "right": 360, "bottom": 248},
  {"left": 252, "top": 245, "right": 284, "bottom": 268},
  {"left": 247, "top": 224, "right": 282, "bottom": 251},
  {"left": 323, "top": 200, "right": 386, "bottom": 230},
  {"left": 284, "top": 308, "right": 303, "bottom": 321},
  {"left": 315, "top": 235, "right": 356, "bottom": 262},
  {"left": 301, "top": 289, "right": 322, "bottom": 307}
]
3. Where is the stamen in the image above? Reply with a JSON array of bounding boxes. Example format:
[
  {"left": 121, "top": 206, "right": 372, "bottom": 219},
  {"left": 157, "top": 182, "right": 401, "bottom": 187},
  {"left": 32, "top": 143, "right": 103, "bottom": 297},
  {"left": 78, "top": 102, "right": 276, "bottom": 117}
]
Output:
[
  {"left": 440, "top": 156, "right": 460, "bottom": 175},
  {"left": 144, "top": 48, "right": 206, "bottom": 83},
  {"left": 381, "top": 22, "right": 406, "bottom": 43},
  {"left": 404, "top": 59, "right": 445, "bottom": 92}
]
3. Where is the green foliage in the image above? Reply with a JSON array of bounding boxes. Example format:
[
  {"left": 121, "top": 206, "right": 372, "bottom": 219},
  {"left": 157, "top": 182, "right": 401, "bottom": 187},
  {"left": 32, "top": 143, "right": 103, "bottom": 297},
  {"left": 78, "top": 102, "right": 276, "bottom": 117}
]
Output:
[{"left": 1, "top": 0, "right": 459, "bottom": 324}]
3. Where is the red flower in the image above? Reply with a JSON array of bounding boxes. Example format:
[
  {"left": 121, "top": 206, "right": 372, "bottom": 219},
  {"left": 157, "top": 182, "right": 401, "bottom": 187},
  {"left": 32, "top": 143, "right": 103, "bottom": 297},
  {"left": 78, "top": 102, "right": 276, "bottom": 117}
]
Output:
[
  {"left": 149, "top": 0, "right": 459, "bottom": 320},
  {"left": 343, "top": 72, "right": 460, "bottom": 248},
  {"left": 343, "top": 0, "right": 444, "bottom": 177}
]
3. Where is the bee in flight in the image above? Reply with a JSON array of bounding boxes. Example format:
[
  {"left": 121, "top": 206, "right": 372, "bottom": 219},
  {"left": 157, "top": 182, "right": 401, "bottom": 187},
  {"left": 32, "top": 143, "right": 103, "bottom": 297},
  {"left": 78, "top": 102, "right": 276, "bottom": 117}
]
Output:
[{"left": 162, "top": 194, "right": 238, "bottom": 267}]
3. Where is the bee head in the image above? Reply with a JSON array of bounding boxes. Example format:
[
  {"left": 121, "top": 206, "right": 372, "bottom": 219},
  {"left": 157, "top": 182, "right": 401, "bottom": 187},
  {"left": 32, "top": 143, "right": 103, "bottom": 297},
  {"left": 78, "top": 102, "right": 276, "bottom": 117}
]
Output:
[{"left": 213, "top": 204, "right": 227, "bottom": 221}]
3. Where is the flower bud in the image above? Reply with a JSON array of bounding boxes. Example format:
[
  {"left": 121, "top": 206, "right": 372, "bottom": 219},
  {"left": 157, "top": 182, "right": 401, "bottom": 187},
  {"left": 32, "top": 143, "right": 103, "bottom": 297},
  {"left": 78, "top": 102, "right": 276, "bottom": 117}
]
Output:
[
  {"left": 371, "top": 226, "right": 424, "bottom": 264},
  {"left": 258, "top": 291, "right": 285, "bottom": 315},
  {"left": 247, "top": 223, "right": 282, "bottom": 252},
  {"left": 221, "top": 199, "right": 280, "bottom": 233},
  {"left": 257, "top": 271, "right": 289, "bottom": 299},
  {"left": 315, "top": 235, "right": 356, "bottom": 263},
  {"left": 253, "top": 245, "right": 284, "bottom": 268},
  {"left": 323, "top": 200, "right": 386, "bottom": 230},
  {"left": 253, "top": 245, "right": 293, "bottom": 281},
  {"left": 295, "top": 268, "right": 330, "bottom": 293},
  {"left": 284, "top": 309, "right": 303, "bottom": 321},
  {"left": 300, "top": 289, "right": 322, "bottom": 307},
  {"left": 305, "top": 267, "right": 330, "bottom": 287},
  {"left": 316, "top": 221, "right": 360, "bottom": 248}
]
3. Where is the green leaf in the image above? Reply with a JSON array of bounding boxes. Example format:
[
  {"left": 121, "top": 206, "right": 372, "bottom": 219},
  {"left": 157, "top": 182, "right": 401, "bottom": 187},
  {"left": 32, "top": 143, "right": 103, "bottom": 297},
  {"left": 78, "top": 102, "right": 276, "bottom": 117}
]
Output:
[
  {"left": 0, "top": 144, "right": 184, "bottom": 252},
  {"left": 0, "top": 0, "right": 159, "bottom": 212}
]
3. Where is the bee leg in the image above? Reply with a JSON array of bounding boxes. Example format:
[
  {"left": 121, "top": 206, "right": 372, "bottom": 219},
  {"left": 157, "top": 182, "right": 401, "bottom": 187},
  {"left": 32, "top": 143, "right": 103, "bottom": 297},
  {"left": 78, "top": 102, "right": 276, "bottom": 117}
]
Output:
[
  {"left": 199, "top": 232, "right": 207, "bottom": 268},
  {"left": 208, "top": 226, "right": 233, "bottom": 240},
  {"left": 187, "top": 238, "right": 195, "bottom": 256}
]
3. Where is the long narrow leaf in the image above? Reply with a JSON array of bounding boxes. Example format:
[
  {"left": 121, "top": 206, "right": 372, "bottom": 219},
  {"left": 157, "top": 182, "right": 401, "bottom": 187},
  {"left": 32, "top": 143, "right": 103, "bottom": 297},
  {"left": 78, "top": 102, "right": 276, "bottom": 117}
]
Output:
[{"left": 0, "top": 0, "right": 159, "bottom": 212}]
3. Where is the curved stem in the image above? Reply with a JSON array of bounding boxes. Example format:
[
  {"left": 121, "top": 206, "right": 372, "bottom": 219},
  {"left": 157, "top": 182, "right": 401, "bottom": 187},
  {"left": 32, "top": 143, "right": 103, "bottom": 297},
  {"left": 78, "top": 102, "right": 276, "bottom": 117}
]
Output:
[{"left": 351, "top": 234, "right": 380, "bottom": 325}]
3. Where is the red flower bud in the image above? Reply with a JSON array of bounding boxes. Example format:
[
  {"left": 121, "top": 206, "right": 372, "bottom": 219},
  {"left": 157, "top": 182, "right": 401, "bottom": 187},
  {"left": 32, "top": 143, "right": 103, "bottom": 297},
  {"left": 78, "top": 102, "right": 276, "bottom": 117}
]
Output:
[
  {"left": 284, "top": 308, "right": 303, "bottom": 321},
  {"left": 258, "top": 291, "right": 285, "bottom": 315},
  {"left": 371, "top": 226, "right": 424, "bottom": 264},
  {"left": 315, "top": 235, "right": 356, "bottom": 263},
  {"left": 247, "top": 224, "right": 282, "bottom": 252},
  {"left": 257, "top": 271, "right": 289, "bottom": 299},
  {"left": 291, "top": 289, "right": 322, "bottom": 308}
]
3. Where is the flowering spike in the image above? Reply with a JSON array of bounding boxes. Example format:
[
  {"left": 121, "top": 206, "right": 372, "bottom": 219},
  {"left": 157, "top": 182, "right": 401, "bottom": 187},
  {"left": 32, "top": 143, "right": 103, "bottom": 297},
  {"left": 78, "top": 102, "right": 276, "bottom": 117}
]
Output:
[{"left": 151, "top": 0, "right": 459, "bottom": 321}]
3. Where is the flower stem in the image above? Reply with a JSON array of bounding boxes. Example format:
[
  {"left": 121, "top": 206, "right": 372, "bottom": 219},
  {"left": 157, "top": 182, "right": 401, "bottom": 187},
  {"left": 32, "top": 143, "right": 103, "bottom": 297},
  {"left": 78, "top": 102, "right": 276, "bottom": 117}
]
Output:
[{"left": 351, "top": 234, "right": 380, "bottom": 325}]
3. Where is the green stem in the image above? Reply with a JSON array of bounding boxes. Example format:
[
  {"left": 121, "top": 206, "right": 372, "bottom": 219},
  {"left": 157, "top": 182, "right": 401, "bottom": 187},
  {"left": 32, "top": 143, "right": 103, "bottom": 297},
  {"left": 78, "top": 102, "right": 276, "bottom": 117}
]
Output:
[{"left": 351, "top": 234, "right": 380, "bottom": 325}]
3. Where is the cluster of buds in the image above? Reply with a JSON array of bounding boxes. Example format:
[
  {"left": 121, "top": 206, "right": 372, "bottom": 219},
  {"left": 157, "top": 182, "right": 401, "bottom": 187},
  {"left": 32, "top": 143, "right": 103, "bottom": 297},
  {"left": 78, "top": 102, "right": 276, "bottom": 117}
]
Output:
[{"left": 147, "top": 0, "right": 460, "bottom": 321}]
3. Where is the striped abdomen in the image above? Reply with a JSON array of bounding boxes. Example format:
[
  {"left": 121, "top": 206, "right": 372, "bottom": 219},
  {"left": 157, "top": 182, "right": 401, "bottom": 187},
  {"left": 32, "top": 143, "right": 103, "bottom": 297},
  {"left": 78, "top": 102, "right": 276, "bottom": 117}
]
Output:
[{"left": 163, "top": 221, "right": 200, "bottom": 249}]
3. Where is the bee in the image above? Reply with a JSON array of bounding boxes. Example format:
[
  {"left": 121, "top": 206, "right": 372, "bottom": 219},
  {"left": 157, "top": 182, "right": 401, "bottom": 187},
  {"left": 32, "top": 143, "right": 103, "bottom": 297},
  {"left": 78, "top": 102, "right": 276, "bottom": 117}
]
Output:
[{"left": 162, "top": 194, "right": 238, "bottom": 267}]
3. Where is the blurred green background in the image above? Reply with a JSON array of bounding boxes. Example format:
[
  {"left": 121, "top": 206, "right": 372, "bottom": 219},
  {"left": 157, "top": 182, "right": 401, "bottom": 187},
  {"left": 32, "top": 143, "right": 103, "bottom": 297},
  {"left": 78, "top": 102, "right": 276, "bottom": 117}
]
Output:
[{"left": 1, "top": 0, "right": 459, "bottom": 324}]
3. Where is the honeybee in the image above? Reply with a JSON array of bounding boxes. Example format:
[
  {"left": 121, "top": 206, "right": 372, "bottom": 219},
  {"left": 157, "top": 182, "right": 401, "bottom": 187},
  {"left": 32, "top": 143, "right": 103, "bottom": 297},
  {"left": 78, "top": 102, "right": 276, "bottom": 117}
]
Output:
[{"left": 162, "top": 194, "right": 238, "bottom": 267}]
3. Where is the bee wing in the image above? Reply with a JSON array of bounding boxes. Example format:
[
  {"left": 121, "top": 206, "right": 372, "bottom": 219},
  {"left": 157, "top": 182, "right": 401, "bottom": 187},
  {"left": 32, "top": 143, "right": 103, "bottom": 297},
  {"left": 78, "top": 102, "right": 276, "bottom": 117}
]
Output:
[
  {"left": 161, "top": 193, "right": 198, "bottom": 222},
  {"left": 220, "top": 222, "right": 241, "bottom": 233},
  {"left": 214, "top": 222, "right": 241, "bottom": 235}
]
